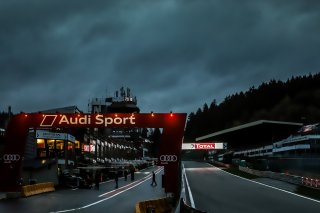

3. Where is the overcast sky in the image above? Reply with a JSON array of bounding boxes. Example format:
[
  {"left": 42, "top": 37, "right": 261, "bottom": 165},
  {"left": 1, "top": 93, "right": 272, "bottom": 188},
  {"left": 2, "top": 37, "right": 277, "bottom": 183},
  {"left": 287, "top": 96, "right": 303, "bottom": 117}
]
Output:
[{"left": 1, "top": 0, "right": 320, "bottom": 114}]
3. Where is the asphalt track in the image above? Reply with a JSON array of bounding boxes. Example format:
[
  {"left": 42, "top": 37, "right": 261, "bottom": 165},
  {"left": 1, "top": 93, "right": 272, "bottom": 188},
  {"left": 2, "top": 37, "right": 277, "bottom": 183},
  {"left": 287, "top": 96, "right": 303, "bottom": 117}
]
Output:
[
  {"left": 0, "top": 166, "right": 165, "bottom": 213},
  {"left": 183, "top": 161, "right": 320, "bottom": 213}
]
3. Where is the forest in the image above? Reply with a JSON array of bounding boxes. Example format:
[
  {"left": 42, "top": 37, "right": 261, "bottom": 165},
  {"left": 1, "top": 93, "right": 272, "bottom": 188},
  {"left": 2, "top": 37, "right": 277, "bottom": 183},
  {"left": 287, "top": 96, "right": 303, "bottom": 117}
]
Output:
[{"left": 184, "top": 73, "right": 320, "bottom": 142}]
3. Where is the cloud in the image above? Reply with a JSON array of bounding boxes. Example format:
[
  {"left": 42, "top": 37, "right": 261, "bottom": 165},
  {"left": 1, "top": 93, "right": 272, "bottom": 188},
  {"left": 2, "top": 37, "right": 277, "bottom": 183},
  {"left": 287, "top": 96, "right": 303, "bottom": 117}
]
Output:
[{"left": 0, "top": 0, "right": 320, "bottom": 114}]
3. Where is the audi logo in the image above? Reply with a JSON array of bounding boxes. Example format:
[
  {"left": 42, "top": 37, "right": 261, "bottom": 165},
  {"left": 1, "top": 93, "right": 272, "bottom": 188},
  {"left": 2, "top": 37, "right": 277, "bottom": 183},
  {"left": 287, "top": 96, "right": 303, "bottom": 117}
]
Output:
[
  {"left": 160, "top": 155, "right": 177, "bottom": 162},
  {"left": 2, "top": 154, "right": 21, "bottom": 161}
]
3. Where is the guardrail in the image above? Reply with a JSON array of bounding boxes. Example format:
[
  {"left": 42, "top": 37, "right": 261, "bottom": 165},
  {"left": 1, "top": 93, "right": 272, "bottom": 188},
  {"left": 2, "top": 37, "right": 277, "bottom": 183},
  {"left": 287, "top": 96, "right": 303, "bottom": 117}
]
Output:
[
  {"left": 135, "top": 197, "right": 173, "bottom": 213},
  {"left": 21, "top": 182, "right": 55, "bottom": 197},
  {"left": 239, "top": 166, "right": 320, "bottom": 189}
]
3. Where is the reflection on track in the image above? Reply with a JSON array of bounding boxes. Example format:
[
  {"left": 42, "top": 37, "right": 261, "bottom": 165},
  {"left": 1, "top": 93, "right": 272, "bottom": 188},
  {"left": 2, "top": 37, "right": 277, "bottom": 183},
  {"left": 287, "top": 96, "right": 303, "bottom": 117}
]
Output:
[
  {"left": 185, "top": 167, "right": 219, "bottom": 171},
  {"left": 183, "top": 161, "right": 320, "bottom": 213},
  {"left": 98, "top": 168, "right": 162, "bottom": 198},
  {"left": 51, "top": 167, "right": 163, "bottom": 213}
]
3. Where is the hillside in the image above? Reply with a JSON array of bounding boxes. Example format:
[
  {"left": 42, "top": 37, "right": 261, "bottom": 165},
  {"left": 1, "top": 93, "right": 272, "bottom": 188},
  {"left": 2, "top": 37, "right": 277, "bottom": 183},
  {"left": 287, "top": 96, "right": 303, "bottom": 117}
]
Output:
[{"left": 185, "top": 73, "right": 320, "bottom": 141}]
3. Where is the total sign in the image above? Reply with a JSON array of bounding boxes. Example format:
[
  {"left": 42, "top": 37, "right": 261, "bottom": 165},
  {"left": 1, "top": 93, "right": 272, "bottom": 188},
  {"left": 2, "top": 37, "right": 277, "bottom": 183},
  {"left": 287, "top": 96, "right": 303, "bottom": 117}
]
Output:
[{"left": 182, "top": 142, "right": 227, "bottom": 150}]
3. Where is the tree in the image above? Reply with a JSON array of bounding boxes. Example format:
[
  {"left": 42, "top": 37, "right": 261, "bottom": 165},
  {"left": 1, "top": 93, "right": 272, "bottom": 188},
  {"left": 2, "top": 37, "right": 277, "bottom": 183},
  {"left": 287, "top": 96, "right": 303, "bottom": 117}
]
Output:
[
  {"left": 184, "top": 73, "right": 320, "bottom": 139},
  {"left": 203, "top": 103, "right": 209, "bottom": 113}
]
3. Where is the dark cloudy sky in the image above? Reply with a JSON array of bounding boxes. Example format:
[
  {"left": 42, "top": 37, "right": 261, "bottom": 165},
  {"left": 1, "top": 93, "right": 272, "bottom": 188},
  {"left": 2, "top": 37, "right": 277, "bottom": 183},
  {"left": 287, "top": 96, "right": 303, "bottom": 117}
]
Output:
[{"left": 1, "top": 0, "right": 320, "bottom": 114}]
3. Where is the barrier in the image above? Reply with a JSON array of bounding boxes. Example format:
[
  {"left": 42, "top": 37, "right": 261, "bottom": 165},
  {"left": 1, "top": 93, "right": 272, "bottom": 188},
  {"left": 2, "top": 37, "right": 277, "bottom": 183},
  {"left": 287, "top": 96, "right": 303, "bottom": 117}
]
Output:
[
  {"left": 302, "top": 177, "right": 320, "bottom": 188},
  {"left": 239, "top": 166, "right": 320, "bottom": 190},
  {"left": 135, "top": 197, "right": 173, "bottom": 213},
  {"left": 210, "top": 160, "right": 231, "bottom": 168},
  {"left": 21, "top": 182, "right": 55, "bottom": 197},
  {"left": 180, "top": 198, "right": 207, "bottom": 213}
]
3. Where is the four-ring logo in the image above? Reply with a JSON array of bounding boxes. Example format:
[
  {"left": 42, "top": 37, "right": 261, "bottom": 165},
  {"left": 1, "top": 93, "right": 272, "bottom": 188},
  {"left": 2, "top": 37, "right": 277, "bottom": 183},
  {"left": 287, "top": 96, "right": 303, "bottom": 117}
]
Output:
[
  {"left": 3, "top": 154, "right": 20, "bottom": 161},
  {"left": 160, "top": 155, "right": 177, "bottom": 162}
]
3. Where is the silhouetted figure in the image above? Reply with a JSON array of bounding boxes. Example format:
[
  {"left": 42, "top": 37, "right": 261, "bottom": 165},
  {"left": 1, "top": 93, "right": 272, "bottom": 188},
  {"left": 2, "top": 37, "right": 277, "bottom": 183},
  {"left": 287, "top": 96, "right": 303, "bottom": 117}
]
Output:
[
  {"left": 95, "top": 171, "right": 100, "bottom": 190},
  {"left": 85, "top": 174, "right": 93, "bottom": 189},
  {"left": 151, "top": 171, "right": 157, "bottom": 186},
  {"left": 130, "top": 168, "right": 135, "bottom": 181},
  {"left": 115, "top": 172, "right": 119, "bottom": 188},
  {"left": 124, "top": 169, "right": 128, "bottom": 181}
]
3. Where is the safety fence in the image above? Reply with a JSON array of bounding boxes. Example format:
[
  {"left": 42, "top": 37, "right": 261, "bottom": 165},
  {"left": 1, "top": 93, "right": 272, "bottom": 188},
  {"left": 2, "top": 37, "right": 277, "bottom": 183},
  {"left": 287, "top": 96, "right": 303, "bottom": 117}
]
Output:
[
  {"left": 135, "top": 197, "right": 173, "bottom": 213},
  {"left": 239, "top": 166, "right": 320, "bottom": 189},
  {"left": 21, "top": 182, "right": 55, "bottom": 197}
]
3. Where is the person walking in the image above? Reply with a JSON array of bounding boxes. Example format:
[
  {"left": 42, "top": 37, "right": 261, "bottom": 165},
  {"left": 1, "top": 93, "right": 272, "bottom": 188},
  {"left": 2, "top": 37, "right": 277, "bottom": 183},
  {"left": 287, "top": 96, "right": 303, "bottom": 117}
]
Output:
[
  {"left": 124, "top": 169, "right": 128, "bottom": 181},
  {"left": 130, "top": 168, "right": 135, "bottom": 181},
  {"left": 95, "top": 171, "right": 100, "bottom": 190},
  {"left": 115, "top": 171, "right": 119, "bottom": 189},
  {"left": 151, "top": 171, "right": 157, "bottom": 186},
  {"left": 86, "top": 174, "right": 92, "bottom": 189}
]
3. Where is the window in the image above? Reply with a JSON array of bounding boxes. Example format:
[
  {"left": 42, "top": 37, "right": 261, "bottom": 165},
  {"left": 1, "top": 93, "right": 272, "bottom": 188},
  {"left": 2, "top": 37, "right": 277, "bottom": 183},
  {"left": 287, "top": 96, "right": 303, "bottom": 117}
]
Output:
[{"left": 36, "top": 139, "right": 46, "bottom": 157}]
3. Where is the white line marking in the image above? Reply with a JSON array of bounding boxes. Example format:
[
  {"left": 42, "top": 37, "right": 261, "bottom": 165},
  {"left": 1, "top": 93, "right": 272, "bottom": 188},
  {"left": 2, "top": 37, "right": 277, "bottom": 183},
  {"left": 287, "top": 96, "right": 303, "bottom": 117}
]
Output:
[
  {"left": 181, "top": 164, "right": 186, "bottom": 197},
  {"left": 50, "top": 168, "right": 163, "bottom": 213},
  {"left": 183, "top": 166, "right": 195, "bottom": 208},
  {"left": 212, "top": 165, "right": 320, "bottom": 204}
]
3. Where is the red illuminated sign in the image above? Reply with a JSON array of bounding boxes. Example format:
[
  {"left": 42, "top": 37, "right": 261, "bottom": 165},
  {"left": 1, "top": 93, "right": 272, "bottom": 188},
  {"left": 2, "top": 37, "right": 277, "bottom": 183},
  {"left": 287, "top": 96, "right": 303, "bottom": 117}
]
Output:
[
  {"left": 182, "top": 142, "right": 226, "bottom": 150},
  {"left": 0, "top": 112, "right": 187, "bottom": 196},
  {"left": 194, "top": 143, "right": 215, "bottom": 149},
  {"left": 83, "top": 145, "right": 95, "bottom": 152},
  {"left": 40, "top": 114, "right": 136, "bottom": 127}
]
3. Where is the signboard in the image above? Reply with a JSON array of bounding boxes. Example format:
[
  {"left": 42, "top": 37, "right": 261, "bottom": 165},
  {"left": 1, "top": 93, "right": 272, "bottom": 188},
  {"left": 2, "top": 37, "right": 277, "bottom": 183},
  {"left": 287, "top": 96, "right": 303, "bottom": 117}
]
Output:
[
  {"left": 84, "top": 145, "right": 95, "bottom": 152},
  {"left": 40, "top": 114, "right": 136, "bottom": 128},
  {"left": 36, "top": 130, "right": 75, "bottom": 142},
  {"left": 1, "top": 112, "right": 186, "bottom": 195},
  {"left": 182, "top": 142, "right": 227, "bottom": 150}
]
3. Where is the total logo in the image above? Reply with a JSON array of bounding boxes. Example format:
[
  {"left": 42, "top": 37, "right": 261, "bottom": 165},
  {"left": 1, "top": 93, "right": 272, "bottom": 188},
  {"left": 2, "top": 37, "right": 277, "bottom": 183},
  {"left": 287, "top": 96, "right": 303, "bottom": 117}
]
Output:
[
  {"left": 40, "top": 114, "right": 136, "bottom": 127},
  {"left": 192, "top": 143, "right": 215, "bottom": 149}
]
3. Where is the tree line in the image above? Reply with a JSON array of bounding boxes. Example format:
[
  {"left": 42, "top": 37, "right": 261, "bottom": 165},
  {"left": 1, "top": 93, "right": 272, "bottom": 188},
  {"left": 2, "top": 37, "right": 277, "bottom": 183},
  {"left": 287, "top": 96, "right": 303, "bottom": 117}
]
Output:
[{"left": 185, "top": 73, "right": 320, "bottom": 142}]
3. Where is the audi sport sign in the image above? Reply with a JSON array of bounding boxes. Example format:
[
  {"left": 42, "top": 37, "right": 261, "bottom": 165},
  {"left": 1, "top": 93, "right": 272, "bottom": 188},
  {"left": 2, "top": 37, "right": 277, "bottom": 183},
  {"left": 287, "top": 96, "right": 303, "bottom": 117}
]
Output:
[
  {"left": 1, "top": 112, "right": 187, "bottom": 194},
  {"left": 181, "top": 142, "right": 227, "bottom": 150},
  {"left": 40, "top": 114, "right": 136, "bottom": 127}
]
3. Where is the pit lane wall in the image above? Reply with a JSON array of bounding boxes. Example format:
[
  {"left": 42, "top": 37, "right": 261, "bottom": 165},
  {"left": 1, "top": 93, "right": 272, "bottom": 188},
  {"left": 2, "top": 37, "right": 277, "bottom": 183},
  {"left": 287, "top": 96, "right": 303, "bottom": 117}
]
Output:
[
  {"left": 239, "top": 166, "right": 320, "bottom": 189},
  {"left": 21, "top": 182, "right": 55, "bottom": 197},
  {"left": 135, "top": 197, "right": 173, "bottom": 213}
]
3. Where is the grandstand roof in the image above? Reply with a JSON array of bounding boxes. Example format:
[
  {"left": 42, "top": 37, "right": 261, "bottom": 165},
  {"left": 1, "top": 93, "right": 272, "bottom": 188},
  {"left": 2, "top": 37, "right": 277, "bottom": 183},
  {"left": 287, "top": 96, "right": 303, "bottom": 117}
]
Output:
[
  {"left": 196, "top": 120, "right": 303, "bottom": 150},
  {"left": 36, "top": 106, "right": 83, "bottom": 113}
]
